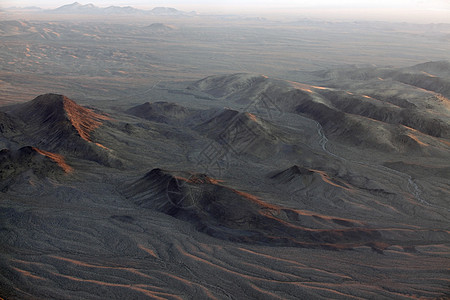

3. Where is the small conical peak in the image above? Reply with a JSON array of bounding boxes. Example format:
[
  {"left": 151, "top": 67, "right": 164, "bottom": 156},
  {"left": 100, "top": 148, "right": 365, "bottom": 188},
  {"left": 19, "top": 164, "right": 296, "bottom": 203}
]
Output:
[
  {"left": 288, "top": 165, "right": 313, "bottom": 175},
  {"left": 32, "top": 93, "right": 66, "bottom": 107},
  {"left": 270, "top": 165, "right": 314, "bottom": 183},
  {"left": 57, "top": 2, "right": 83, "bottom": 9},
  {"left": 218, "top": 109, "right": 240, "bottom": 119},
  {"left": 26, "top": 93, "right": 110, "bottom": 143}
]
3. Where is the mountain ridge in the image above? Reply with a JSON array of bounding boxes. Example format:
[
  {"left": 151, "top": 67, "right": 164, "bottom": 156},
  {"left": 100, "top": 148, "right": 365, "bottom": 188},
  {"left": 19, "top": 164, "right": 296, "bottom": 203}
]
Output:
[
  {"left": 192, "top": 67, "right": 450, "bottom": 154},
  {"left": 44, "top": 2, "right": 195, "bottom": 16}
]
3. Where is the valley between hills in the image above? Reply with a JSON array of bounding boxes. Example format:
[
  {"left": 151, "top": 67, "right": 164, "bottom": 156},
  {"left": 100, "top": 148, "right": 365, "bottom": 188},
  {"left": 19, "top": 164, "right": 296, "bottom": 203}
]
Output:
[{"left": 0, "top": 16, "right": 449, "bottom": 299}]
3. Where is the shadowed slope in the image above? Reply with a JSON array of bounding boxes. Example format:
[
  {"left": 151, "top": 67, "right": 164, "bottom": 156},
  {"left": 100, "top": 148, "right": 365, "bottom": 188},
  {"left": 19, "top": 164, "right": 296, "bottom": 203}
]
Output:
[
  {"left": 311, "top": 89, "right": 449, "bottom": 138},
  {"left": 0, "top": 146, "right": 72, "bottom": 186},
  {"left": 126, "top": 101, "right": 193, "bottom": 125},
  {"left": 0, "top": 111, "right": 20, "bottom": 135},
  {"left": 125, "top": 101, "right": 221, "bottom": 130},
  {"left": 193, "top": 71, "right": 450, "bottom": 153}
]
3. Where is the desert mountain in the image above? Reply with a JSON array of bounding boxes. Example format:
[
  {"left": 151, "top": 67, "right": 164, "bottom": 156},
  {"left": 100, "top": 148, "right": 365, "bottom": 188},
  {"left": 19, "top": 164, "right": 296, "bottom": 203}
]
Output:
[
  {"left": 123, "top": 168, "right": 449, "bottom": 251},
  {"left": 192, "top": 68, "right": 450, "bottom": 154},
  {"left": 405, "top": 61, "right": 450, "bottom": 78},
  {"left": 0, "top": 111, "right": 19, "bottom": 135},
  {"left": 150, "top": 7, "right": 189, "bottom": 15},
  {"left": 190, "top": 73, "right": 309, "bottom": 111},
  {"left": 3, "top": 94, "right": 121, "bottom": 167},
  {"left": 47, "top": 2, "right": 192, "bottom": 16},
  {"left": 195, "top": 109, "right": 293, "bottom": 159},
  {"left": 391, "top": 61, "right": 450, "bottom": 97},
  {"left": 10, "top": 93, "right": 108, "bottom": 146},
  {"left": 52, "top": 2, "right": 98, "bottom": 13},
  {"left": 126, "top": 101, "right": 194, "bottom": 125},
  {"left": 125, "top": 101, "right": 225, "bottom": 132},
  {"left": 312, "top": 60, "right": 450, "bottom": 98},
  {"left": 269, "top": 165, "right": 352, "bottom": 192},
  {"left": 50, "top": 2, "right": 140, "bottom": 15},
  {"left": 102, "top": 5, "right": 142, "bottom": 15},
  {"left": 123, "top": 169, "right": 379, "bottom": 250},
  {"left": 144, "top": 23, "right": 175, "bottom": 32},
  {"left": 310, "top": 89, "right": 449, "bottom": 137}
]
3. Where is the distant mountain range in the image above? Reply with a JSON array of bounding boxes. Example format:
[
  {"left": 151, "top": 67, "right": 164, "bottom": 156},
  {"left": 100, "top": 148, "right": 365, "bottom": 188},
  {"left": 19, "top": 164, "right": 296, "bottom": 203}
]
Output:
[{"left": 5, "top": 2, "right": 197, "bottom": 16}]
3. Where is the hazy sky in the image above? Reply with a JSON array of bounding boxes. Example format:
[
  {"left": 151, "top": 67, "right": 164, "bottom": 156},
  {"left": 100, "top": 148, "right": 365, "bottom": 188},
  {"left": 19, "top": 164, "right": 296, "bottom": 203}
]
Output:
[{"left": 3, "top": 0, "right": 450, "bottom": 22}]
